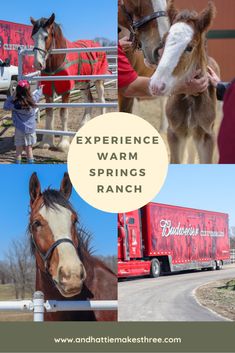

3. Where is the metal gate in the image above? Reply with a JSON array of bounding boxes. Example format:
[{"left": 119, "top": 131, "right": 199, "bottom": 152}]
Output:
[{"left": 0, "top": 291, "right": 117, "bottom": 322}]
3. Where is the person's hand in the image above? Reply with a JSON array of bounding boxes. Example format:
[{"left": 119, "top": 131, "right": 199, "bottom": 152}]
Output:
[
  {"left": 208, "top": 66, "right": 221, "bottom": 87},
  {"left": 119, "top": 36, "right": 132, "bottom": 53},
  {"left": 175, "top": 70, "right": 209, "bottom": 95}
]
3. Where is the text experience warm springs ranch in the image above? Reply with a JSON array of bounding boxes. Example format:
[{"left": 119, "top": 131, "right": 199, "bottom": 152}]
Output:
[{"left": 76, "top": 136, "right": 159, "bottom": 194}]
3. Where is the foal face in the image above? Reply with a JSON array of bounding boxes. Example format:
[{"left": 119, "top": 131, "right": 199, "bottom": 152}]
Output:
[
  {"left": 30, "top": 14, "right": 55, "bottom": 70},
  {"left": 30, "top": 173, "right": 86, "bottom": 298},
  {"left": 150, "top": 1, "right": 215, "bottom": 94},
  {"left": 122, "top": 0, "right": 169, "bottom": 64}
]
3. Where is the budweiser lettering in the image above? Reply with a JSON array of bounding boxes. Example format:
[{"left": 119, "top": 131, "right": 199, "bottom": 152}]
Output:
[
  {"left": 160, "top": 220, "right": 224, "bottom": 237},
  {"left": 160, "top": 220, "right": 199, "bottom": 237}
]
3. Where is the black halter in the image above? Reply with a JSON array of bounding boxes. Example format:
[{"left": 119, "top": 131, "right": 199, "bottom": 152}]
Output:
[
  {"left": 30, "top": 229, "right": 76, "bottom": 274},
  {"left": 32, "top": 25, "right": 55, "bottom": 58},
  {"left": 133, "top": 11, "right": 167, "bottom": 30},
  {"left": 121, "top": 3, "right": 167, "bottom": 49}
]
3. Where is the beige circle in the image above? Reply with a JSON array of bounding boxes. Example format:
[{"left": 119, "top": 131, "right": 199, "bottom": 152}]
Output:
[{"left": 68, "top": 112, "right": 168, "bottom": 213}]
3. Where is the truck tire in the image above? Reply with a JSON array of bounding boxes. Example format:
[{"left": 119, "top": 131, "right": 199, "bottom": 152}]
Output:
[
  {"left": 209, "top": 261, "right": 217, "bottom": 271},
  {"left": 6, "top": 80, "right": 17, "bottom": 96},
  {"left": 216, "top": 260, "right": 223, "bottom": 270},
  {"left": 150, "top": 259, "right": 161, "bottom": 278}
]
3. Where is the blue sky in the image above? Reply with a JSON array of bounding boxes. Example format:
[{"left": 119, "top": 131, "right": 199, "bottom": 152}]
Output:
[
  {"left": 0, "top": 0, "right": 117, "bottom": 41},
  {"left": 0, "top": 165, "right": 116, "bottom": 260},
  {"left": 154, "top": 165, "right": 235, "bottom": 229}
]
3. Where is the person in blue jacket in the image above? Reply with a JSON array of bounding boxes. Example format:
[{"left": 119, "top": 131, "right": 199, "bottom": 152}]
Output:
[{"left": 4, "top": 81, "right": 42, "bottom": 164}]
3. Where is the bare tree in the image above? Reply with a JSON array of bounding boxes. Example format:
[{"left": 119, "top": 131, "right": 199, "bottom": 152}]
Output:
[
  {"left": 5, "top": 236, "right": 35, "bottom": 299},
  {"left": 0, "top": 261, "right": 11, "bottom": 285}
]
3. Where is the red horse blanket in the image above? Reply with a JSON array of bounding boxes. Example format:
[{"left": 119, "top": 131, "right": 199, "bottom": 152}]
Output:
[{"left": 41, "top": 40, "right": 109, "bottom": 97}]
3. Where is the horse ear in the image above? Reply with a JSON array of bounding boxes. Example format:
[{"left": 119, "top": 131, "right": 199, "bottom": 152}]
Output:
[
  {"left": 29, "top": 173, "right": 41, "bottom": 206},
  {"left": 30, "top": 17, "right": 36, "bottom": 26},
  {"left": 197, "top": 1, "right": 216, "bottom": 33},
  {"left": 44, "top": 13, "right": 55, "bottom": 28},
  {"left": 60, "top": 173, "right": 72, "bottom": 200},
  {"left": 167, "top": 0, "right": 179, "bottom": 25}
]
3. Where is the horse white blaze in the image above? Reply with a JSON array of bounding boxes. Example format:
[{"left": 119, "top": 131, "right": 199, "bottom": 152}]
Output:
[
  {"left": 32, "top": 28, "right": 48, "bottom": 70},
  {"left": 151, "top": 0, "right": 169, "bottom": 39},
  {"left": 39, "top": 205, "right": 83, "bottom": 284},
  {"left": 150, "top": 22, "right": 194, "bottom": 95}
]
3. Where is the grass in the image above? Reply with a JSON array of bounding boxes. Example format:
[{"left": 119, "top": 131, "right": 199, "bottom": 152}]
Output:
[
  {"left": 196, "top": 278, "right": 235, "bottom": 321},
  {"left": 0, "top": 284, "right": 33, "bottom": 322}
]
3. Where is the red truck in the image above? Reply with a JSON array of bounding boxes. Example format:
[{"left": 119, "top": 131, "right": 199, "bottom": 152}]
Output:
[
  {"left": 118, "top": 203, "right": 230, "bottom": 278},
  {"left": 0, "top": 20, "right": 34, "bottom": 94}
]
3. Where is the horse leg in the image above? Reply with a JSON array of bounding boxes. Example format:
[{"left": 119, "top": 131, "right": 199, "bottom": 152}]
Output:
[
  {"left": 167, "top": 128, "right": 188, "bottom": 164},
  {"left": 57, "top": 92, "right": 70, "bottom": 152},
  {"left": 95, "top": 80, "right": 106, "bottom": 115},
  {"left": 39, "top": 96, "right": 55, "bottom": 149},
  {"left": 118, "top": 93, "right": 134, "bottom": 113},
  {"left": 193, "top": 127, "right": 215, "bottom": 164},
  {"left": 80, "top": 84, "right": 93, "bottom": 127}
]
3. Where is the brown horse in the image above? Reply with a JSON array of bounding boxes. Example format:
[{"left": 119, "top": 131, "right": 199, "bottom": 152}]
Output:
[
  {"left": 150, "top": 0, "right": 220, "bottom": 164},
  {"left": 118, "top": 0, "right": 169, "bottom": 113},
  {"left": 29, "top": 172, "right": 117, "bottom": 321},
  {"left": 30, "top": 14, "right": 109, "bottom": 152}
]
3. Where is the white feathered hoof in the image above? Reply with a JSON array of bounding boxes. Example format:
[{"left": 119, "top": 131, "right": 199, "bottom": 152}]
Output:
[
  {"left": 38, "top": 136, "right": 55, "bottom": 150},
  {"left": 57, "top": 138, "right": 70, "bottom": 153}
]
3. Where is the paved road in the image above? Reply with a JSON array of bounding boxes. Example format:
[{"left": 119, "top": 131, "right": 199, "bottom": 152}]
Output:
[{"left": 118, "top": 264, "right": 235, "bottom": 321}]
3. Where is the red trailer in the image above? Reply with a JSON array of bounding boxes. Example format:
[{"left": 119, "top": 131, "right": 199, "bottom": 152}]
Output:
[
  {"left": 0, "top": 20, "right": 34, "bottom": 73},
  {"left": 118, "top": 203, "right": 230, "bottom": 278}
]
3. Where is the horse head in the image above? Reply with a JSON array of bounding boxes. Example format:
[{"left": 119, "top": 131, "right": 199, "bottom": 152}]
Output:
[
  {"left": 150, "top": 0, "right": 216, "bottom": 95},
  {"left": 119, "top": 0, "right": 169, "bottom": 64},
  {"left": 29, "top": 172, "right": 86, "bottom": 297},
  {"left": 30, "top": 13, "right": 56, "bottom": 70}
]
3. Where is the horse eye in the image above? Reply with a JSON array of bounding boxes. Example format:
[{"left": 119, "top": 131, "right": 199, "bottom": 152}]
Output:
[
  {"left": 73, "top": 218, "right": 78, "bottom": 226},
  {"left": 33, "top": 220, "right": 42, "bottom": 228},
  {"left": 186, "top": 46, "right": 193, "bottom": 53}
]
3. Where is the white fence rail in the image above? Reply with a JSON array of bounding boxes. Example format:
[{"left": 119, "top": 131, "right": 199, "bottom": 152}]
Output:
[
  {"left": 231, "top": 249, "right": 235, "bottom": 264},
  {"left": 0, "top": 291, "right": 118, "bottom": 322}
]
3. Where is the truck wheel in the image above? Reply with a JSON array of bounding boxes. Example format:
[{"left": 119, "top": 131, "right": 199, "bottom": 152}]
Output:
[
  {"left": 216, "top": 260, "right": 223, "bottom": 270},
  {"left": 7, "top": 80, "right": 18, "bottom": 96},
  {"left": 150, "top": 259, "right": 161, "bottom": 278},
  {"left": 209, "top": 261, "right": 217, "bottom": 271}
]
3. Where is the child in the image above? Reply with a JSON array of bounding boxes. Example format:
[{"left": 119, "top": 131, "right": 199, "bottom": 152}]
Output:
[{"left": 3, "top": 81, "right": 42, "bottom": 164}]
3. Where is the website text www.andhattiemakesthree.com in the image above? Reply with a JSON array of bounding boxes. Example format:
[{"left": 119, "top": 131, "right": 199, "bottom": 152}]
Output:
[
  {"left": 76, "top": 135, "right": 160, "bottom": 194},
  {"left": 53, "top": 335, "right": 182, "bottom": 345}
]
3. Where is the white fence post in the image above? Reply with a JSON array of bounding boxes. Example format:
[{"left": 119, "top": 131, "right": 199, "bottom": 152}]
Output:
[
  {"left": 0, "top": 292, "right": 117, "bottom": 320},
  {"left": 33, "top": 291, "right": 45, "bottom": 322}
]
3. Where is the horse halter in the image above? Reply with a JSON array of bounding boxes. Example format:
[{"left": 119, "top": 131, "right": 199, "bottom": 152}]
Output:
[
  {"left": 30, "top": 227, "right": 76, "bottom": 275},
  {"left": 33, "top": 25, "right": 55, "bottom": 59},
  {"left": 121, "top": 3, "right": 167, "bottom": 50}
]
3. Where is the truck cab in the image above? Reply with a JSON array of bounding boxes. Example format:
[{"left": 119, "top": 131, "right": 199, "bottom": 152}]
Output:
[{"left": 0, "top": 58, "right": 18, "bottom": 95}]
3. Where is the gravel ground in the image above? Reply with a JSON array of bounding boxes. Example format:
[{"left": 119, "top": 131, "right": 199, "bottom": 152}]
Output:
[{"left": 196, "top": 278, "right": 235, "bottom": 321}]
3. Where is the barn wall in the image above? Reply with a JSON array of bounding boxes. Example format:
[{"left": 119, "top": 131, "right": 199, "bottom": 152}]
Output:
[{"left": 172, "top": 0, "right": 235, "bottom": 81}]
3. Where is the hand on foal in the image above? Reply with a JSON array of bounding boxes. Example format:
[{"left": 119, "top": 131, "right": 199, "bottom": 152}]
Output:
[
  {"left": 208, "top": 66, "right": 221, "bottom": 88},
  {"left": 176, "top": 70, "right": 209, "bottom": 96},
  {"left": 119, "top": 36, "right": 133, "bottom": 53}
]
